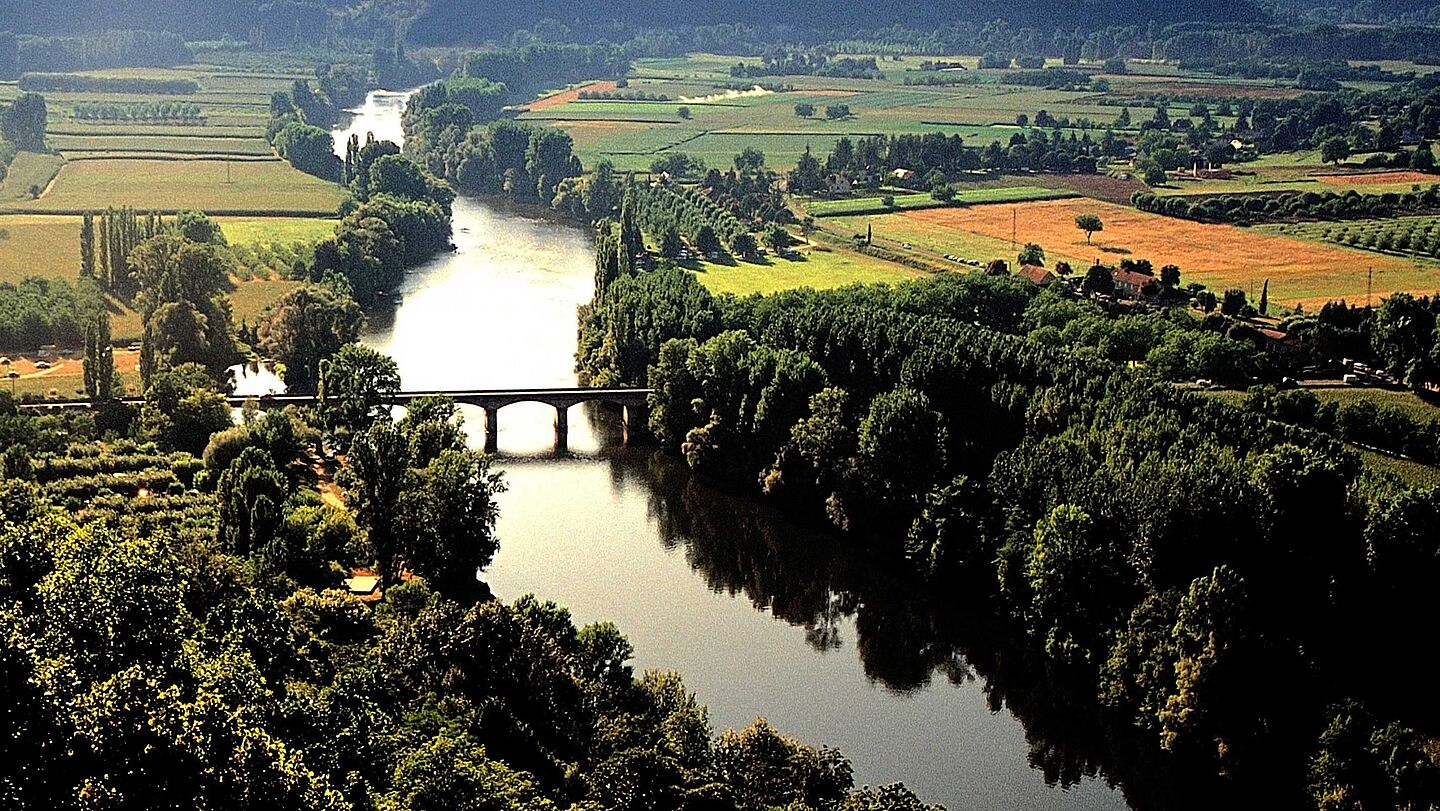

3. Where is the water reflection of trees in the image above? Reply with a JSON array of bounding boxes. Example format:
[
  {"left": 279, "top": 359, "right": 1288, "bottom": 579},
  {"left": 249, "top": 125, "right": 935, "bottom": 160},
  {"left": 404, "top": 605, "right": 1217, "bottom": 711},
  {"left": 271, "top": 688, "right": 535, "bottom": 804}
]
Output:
[{"left": 632, "top": 451, "right": 1228, "bottom": 811}]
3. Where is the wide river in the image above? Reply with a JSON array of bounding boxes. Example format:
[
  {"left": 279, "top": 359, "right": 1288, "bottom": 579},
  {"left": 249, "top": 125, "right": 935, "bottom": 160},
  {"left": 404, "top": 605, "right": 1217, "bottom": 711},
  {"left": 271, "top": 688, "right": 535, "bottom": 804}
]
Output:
[{"left": 334, "top": 91, "right": 1129, "bottom": 810}]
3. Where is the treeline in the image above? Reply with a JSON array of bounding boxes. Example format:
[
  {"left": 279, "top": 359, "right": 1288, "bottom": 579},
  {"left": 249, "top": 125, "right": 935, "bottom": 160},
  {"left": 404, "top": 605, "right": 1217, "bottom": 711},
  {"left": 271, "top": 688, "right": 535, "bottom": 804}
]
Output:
[
  {"left": 578, "top": 265, "right": 1440, "bottom": 806},
  {"left": 404, "top": 105, "right": 581, "bottom": 208},
  {"left": 729, "top": 52, "right": 883, "bottom": 79},
  {"left": 0, "top": 277, "right": 95, "bottom": 348},
  {"left": 79, "top": 208, "right": 166, "bottom": 297},
  {"left": 7, "top": 30, "right": 190, "bottom": 74},
  {"left": 19, "top": 72, "right": 198, "bottom": 94},
  {"left": 72, "top": 101, "right": 202, "bottom": 122},
  {"left": 405, "top": 76, "right": 509, "bottom": 122},
  {"left": 1, "top": 92, "right": 46, "bottom": 153},
  {"left": 817, "top": 129, "right": 1101, "bottom": 182},
  {"left": 267, "top": 78, "right": 363, "bottom": 180},
  {"left": 311, "top": 143, "right": 454, "bottom": 305},
  {"left": 1243, "top": 383, "right": 1440, "bottom": 464},
  {"left": 823, "top": 133, "right": 976, "bottom": 179},
  {"left": 1132, "top": 185, "right": 1440, "bottom": 225},
  {"left": 459, "top": 42, "right": 630, "bottom": 98}
]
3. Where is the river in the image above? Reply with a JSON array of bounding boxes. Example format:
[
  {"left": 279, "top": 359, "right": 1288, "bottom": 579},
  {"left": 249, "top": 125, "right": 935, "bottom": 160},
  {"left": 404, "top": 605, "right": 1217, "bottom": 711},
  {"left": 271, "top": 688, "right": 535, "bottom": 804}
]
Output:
[{"left": 334, "top": 90, "right": 1130, "bottom": 810}]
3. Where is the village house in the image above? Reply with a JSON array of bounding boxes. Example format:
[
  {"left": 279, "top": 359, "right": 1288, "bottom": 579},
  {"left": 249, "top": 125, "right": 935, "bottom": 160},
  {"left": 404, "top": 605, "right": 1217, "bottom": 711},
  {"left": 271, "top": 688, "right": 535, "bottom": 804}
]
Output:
[
  {"left": 1016, "top": 264, "right": 1056, "bottom": 287},
  {"left": 891, "top": 168, "right": 916, "bottom": 182},
  {"left": 825, "top": 173, "right": 852, "bottom": 195},
  {"left": 1112, "top": 267, "right": 1157, "bottom": 299}
]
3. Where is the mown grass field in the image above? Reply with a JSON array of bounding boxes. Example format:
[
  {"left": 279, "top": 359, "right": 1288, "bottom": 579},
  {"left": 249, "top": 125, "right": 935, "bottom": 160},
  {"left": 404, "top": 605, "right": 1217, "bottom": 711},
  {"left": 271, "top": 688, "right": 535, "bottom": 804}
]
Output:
[
  {"left": 684, "top": 243, "right": 924, "bottom": 295},
  {"left": 0, "top": 152, "right": 67, "bottom": 202},
  {"left": 218, "top": 216, "right": 337, "bottom": 245},
  {"left": 4, "top": 158, "right": 346, "bottom": 215},
  {"left": 0, "top": 214, "right": 82, "bottom": 285},
  {"left": 47, "top": 133, "right": 275, "bottom": 156},
  {"left": 833, "top": 198, "right": 1435, "bottom": 307}
]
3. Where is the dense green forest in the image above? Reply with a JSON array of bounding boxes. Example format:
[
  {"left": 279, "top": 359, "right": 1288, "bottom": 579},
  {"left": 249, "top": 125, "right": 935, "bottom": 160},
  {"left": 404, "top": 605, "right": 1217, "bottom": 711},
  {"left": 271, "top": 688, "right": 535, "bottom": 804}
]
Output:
[
  {"left": 577, "top": 232, "right": 1440, "bottom": 805},
  {"left": 2, "top": 388, "right": 947, "bottom": 811}
]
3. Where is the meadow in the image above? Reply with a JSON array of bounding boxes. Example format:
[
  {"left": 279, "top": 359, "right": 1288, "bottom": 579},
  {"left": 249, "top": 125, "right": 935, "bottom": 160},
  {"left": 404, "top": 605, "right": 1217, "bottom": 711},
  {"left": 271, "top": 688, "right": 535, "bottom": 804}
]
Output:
[
  {"left": 3, "top": 159, "right": 347, "bottom": 215},
  {"left": 683, "top": 242, "right": 924, "bottom": 296}
]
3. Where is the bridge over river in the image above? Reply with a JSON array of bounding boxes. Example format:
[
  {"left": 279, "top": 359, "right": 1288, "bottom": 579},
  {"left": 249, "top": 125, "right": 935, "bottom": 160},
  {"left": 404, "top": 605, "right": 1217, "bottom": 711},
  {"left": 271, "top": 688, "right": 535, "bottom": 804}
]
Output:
[{"left": 19, "top": 387, "right": 654, "bottom": 452}]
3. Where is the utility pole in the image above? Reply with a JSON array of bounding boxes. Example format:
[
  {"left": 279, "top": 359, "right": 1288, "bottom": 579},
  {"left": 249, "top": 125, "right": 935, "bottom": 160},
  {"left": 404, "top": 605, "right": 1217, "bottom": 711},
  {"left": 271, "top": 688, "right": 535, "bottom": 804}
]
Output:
[
  {"left": 1367, "top": 266, "right": 1373, "bottom": 309},
  {"left": 1011, "top": 208, "right": 1017, "bottom": 249}
]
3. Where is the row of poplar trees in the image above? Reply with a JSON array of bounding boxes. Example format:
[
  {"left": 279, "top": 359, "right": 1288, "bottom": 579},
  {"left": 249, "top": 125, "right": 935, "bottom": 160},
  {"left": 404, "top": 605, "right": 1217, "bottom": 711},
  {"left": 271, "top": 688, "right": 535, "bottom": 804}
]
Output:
[{"left": 78, "top": 208, "right": 161, "bottom": 296}]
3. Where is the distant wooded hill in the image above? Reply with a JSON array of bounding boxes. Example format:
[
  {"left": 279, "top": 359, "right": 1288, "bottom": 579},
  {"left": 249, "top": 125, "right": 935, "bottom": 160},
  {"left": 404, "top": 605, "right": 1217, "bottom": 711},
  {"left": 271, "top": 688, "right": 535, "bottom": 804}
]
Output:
[
  {"left": 407, "top": 0, "right": 1271, "bottom": 45},
  {"left": 2, "top": 0, "right": 1271, "bottom": 42}
]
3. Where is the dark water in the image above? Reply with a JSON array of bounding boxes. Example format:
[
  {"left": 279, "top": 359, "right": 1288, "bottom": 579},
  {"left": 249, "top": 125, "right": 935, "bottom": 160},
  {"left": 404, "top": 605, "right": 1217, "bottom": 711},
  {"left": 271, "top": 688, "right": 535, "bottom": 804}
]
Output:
[{"left": 339, "top": 92, "right": 1129, "bottom": 811}]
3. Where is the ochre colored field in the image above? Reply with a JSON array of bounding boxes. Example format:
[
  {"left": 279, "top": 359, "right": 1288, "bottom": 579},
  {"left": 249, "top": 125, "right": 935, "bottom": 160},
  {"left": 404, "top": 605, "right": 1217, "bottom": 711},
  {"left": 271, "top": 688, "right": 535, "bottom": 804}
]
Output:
[
  {"left": 896, "top": 199, "right": 1435, "bottom": 308},
  {"left": 4, "top": 350, "right": 142, "bottom": 398},
  {"left": 1315, "top": 171, "right": 1438, "bottom": 186}
]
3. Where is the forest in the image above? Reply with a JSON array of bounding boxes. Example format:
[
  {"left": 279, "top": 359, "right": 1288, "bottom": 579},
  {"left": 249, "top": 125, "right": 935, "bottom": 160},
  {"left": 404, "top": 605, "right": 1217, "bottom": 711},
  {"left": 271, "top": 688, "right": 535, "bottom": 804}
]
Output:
[{"left": 577, "top": 224, "right": 1440, "bottom": 805}]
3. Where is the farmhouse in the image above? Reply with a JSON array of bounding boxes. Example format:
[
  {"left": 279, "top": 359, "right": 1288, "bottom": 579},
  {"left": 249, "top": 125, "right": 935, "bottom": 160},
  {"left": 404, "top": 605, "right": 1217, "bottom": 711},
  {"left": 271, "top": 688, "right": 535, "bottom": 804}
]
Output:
[
  {"left": 1016, "top": 264, "right": 1056, "bottom": 287},
  {"left": 1112, "top": 267, "right": 1157, "bottom": 298},
  {"left": 826, "top": 173, "right": 853, "bottom": 194},
  {"left": 892, "top": 168, "right": 916, "bottom": 182}
]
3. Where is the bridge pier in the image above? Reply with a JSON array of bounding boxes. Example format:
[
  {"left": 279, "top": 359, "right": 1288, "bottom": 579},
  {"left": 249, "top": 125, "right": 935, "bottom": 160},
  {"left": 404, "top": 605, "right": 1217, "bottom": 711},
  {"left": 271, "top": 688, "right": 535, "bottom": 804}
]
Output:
[
  {"left": 622, "top": 403, "right": 648, "bottom": 445},
  {"left": 554, "top": 404, "right": 569, "bottom": 451},
  {"left": 483, "top": 406, "right": 499, "bottom": 453}
]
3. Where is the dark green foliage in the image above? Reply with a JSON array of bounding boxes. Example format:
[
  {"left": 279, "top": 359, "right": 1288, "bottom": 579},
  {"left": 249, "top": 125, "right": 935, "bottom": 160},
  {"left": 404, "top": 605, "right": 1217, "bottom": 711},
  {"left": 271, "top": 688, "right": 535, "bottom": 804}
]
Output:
[
  {"left": 582, "top": 250, "right": 1440, "bottom": 803},
  {"left": 256, "top": 283, "right": 364, "bottom": 391},
  {"left": 272, "top": 121, "right": 341, "bottom": 181},
  {"left": 0, "top": 277, "right": 94, "bottom": 348},
  {"left": 18, "top": 72, "right": 196, "bottom": 94},
  {"left": 0, "top": 91, "right": 46, "bottom": 151},
  {"left": 317, "top": 343, "right": 400, "bottom": 438}
]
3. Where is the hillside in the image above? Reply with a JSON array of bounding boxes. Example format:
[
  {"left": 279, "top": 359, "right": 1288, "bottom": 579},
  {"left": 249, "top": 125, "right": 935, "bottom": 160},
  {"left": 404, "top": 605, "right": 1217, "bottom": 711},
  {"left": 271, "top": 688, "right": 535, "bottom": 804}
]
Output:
[{"left": 1, "top": 0, "right": 1270, "bottom": 42}]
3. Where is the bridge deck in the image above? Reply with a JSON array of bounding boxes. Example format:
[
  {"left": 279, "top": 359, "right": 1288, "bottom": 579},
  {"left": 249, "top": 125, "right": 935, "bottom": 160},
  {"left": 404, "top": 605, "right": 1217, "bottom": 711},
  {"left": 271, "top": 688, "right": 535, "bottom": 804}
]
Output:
[{"left": 17, "top": 388, "right": 655, "bottom": 410}]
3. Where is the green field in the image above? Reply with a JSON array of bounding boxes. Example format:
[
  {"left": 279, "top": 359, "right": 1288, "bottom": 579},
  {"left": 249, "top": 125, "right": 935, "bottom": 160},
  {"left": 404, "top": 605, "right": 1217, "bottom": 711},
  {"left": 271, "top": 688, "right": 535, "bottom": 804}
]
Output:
[
  {"left": 218, "top": 216, "right": 337, "bottom": 244},
  {"left": 685, "top": 243, "right": 925, "bottom": 295},
  {"left": 804, "top": 185, "right": 1077, "bottom": 217},
  {"left": 0, "top": 214, "right": 82, "bottom": 286},
  {"left": 532, "top": 53, "right": 1224, "bottom": 173},
  {"left": 48, "top": 133, "right": 275, "bottom": 156},
  {"left": 0, "top": 152, "right": 67, "bottom": 202},
  {"left": 3, "top": 158, "right": 347, "bottom": 215}
]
